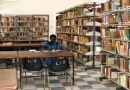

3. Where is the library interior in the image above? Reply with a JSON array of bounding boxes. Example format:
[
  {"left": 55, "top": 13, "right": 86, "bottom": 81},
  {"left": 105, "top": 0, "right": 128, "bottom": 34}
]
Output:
[{"left": 0, "top": 0, "right": 129, "bottom": 90}]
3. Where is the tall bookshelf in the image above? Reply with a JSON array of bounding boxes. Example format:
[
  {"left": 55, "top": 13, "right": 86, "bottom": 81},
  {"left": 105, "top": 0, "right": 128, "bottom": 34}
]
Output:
[
  {"left": 0, "top": 14, "right": 49, "bottom": 88},
  {"left": 0, "top": 14, "right": 49, "bottom": 49},
  {"left": 100, "top": 0, "right": 130, "bottom": 89},
  {"left": 56, "top": 2, "right": 102, "bottom": 70},
  {"left": 1, "top": 15, "right": 49, "bottom": 40}
]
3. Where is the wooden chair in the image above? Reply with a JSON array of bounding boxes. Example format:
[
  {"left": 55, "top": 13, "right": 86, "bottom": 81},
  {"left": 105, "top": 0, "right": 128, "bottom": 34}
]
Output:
[{"left": 0, "top": 69, "right": 18, "bottom": 90}]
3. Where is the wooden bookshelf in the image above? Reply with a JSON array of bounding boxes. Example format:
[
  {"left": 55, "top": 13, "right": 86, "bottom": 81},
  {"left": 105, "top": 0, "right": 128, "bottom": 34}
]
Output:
[
  {"left": 0, "top": 14, "right": 49, "bottom": 40},
  {"left": 0, "top": 14, "right": 49, "bottom": 49},
  {"left": 100, "top": 0, "right": 130, "bottom": 89},
  {"left": 56, "top": 2, "right": 102, "bottom": 70}
]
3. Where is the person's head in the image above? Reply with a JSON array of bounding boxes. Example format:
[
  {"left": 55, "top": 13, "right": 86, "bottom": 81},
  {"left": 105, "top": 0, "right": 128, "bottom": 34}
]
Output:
[{"left": 50, "top": 34, "right": 56, "bottom": 43}]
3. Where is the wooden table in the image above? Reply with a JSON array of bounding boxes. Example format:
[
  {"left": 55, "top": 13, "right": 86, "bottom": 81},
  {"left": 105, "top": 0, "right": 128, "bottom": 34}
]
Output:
[
  {"left": 0, "top": 51, "right": 17, "bottom": 59},
  {"left": 0, "top": 69, "right": 18, "bottom": 90},
  {"left": 0, "top": 51, "right": 75, "bottom": 89},
  {"left": 18, "top": 51, "right": 74, "bottom": 88},
  {"left": 0, "top": 43, "right": 43, "bottom": 47},
  {"left": 0, "top": 51, "right": 18, "bottom": 68}
]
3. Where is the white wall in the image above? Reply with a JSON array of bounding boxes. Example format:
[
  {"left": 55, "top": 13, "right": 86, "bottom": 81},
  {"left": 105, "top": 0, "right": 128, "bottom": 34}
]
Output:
[{"left": 0, "top": 0, "right": 105, "bottom": 38}]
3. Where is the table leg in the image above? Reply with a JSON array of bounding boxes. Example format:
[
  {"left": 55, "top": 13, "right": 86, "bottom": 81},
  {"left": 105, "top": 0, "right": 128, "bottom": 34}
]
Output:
[
  {"left": 72, "top": 56, "right": 74, "bottom": 85},
  {"left": 19, "top": 58, "right": 22, "bottom": 89},
  {"left": 15, "top": 59, "right": 17, "bottom": 69}
]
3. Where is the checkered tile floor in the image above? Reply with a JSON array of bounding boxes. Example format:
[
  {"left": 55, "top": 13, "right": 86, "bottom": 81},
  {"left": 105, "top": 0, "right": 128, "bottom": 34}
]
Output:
[{"left": 20, "top": 64, "right": 121, "bottom": 90}]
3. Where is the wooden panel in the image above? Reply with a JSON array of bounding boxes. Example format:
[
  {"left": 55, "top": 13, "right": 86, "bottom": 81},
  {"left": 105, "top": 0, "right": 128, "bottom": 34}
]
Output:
[{"left": 0, "top": 69, "right": 17, "bottom": 89}]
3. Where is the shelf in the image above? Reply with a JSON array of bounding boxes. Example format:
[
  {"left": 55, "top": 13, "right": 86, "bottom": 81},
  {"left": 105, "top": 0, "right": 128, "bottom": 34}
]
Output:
[
  {"left": 85, "top": 51, "right": 100, "bottom": 55},
  {"left": 86, "top": 12, "right": 101, "bottom": 17},
  {"left": 107, "top": 64, "right": 130, "bottom": 74},
  {"left": 0, "top": 14, "right": 49, "bottom": 41},
  {"left": 85, "top": 41, "right": 100, "bottom": 45},
  {"left": 102, "top": 37, "right": 130, "bottom": 42},
  {"left": 86, "top": 31, "right": 101, "bottom": 36},
  {"left": 102, "top": 74, "right": 129, "bottom": 90},
  {"left": 0, "top": 40, "right": 45, "bottom": 42},
  {"left": 57, "top": 2, "right": 99, "bottom": 14},
  {"left": 86, "top": 21, "right": 101, "bottom": 26},
  {"left": 102, "top": 49, "right": 130, "bottom": 58},
  {"left": 102, "top": 50, "right": 116, "bottom": 54},
  {"left": 85, "top": 60, "right": 101, "bottom": 66},
  {"left": 102, "top": 8, "right": 130, "bottom": 14},
  {"left": 74, "top": 58, "right": 86, "bottom": 65},
  {"left": 102, "top": 24, "right": 130, "bottom": 26},
  {"left": 56, "top": 2, "right": 101, "bottom": 69}
]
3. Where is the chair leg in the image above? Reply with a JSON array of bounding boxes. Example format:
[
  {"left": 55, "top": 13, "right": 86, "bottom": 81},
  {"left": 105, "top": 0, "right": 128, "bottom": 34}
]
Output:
[
  {"left": 61, "top": 72, "right": 62, "bottom": 77},
  {"left": 46, "top": 68, "right": 49, "bottom": 88},
  {"left": 38, "top": 71, "right": 39, "bottom": 75},
  {"left": 41, "top": 70, "right": 43, "bottom": 79},
  {"left": 66, "top": 71, "right": 68, "bottom": 83},
  {"left": 69, "top": 70, "right": 73, "bottom": 89},
  {"left": 44, "top": 69, "right": 46, "bottom": 89},
  {"left": 25, "top": 71, "right": 27, "bottom": 82}
]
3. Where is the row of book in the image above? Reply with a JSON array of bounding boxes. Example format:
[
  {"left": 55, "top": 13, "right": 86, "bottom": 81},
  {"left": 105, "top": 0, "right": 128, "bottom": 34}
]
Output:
[
  {"left": 17, "top": 32, "right": 28, "bottom": 37},
  {"left": 18, "top": 23, "right": 31, "bottom": 27},
  {"left": 1, "top": 22, "right": 46, "bottom": 27},
  {"left": 56, "top": 27, "right": 87, "bottom": 35},
  {"left": 57, "top": 34, "right": 71, "bottom": 40},
  {"left": 101, "top": 39, "right": 130, "bottom": 56},
  {"left": 1, "top": 28, "right": 47, "bottom": 32},
  {"left": 101, "top": 0, "right": 130, "bottom": 12},
  {"left": 59, "top": 40, "right": 89, "bottom": 54},
  {"left": 73, "top": 52, "right": 88, "bottom": 63},
  {"left": 60, "top": 8, "right": 101, "bottom": 19},
  {"left": 73, "top": 35, "right": 89, "bottom": 44},
  {"left": 2, "top": 17, "right": 16, "bottom": 22},
  {"left": 101, "top": 65, "right": 130, "bottom": 89},
  {"left": 101, "top": 54, "right": 130, "bottom": 72},
  {"left": 102, "top": 12, "right": 130, "bottom": 25},
  {"left": 32, "top": 27, "right": 46, "bottom": 32},
  {"left": 18, "top": 17, "right": 31, "bottom": 21},
  {"left": 101, "top": 1, "right": 117, "bottom": 12},
  {"left": 1, "top": 28, "right": 14, "bottom": 32},
  {"left": 32, "top": 32, "right": 43, "bottom": 37},
  {"left": 16, "top": 28, "right": 29, "bottom": 32},
  {"left": 1, "top": 17, "right": 46, "bottom": 22},
  {"left": 62, "top": 18, "right": 88, "bottom": 26},
  {"left": 101, "top": 27, "right": 130, "bottom": 40},
  {"left": 32, "top": 22, "right": 45, "bottom": 26},
  {"left": 101, "top": 39, "right": 116, "bottom": 53},
  {"left": 57, "top": 33, "right": 89, "bottom": 44},
  {"left": 2, "top": 22, "right": 16, "bottom": 26},
  {"left": 33, "top": 17, "right": 45, "bottom": 22},
  {"left": 2, "top": 32, "right": 44, "bottom": 37}
]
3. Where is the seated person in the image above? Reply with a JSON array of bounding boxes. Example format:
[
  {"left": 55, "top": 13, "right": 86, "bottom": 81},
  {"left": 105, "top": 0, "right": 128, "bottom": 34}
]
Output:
[{"left": 42, "top": 34, "right": 63, "bottom": 67}]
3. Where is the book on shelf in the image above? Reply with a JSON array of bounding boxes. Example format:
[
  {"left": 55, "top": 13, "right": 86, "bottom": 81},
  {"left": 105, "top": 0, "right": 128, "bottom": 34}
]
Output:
[
  {"left": 102, "top": 12, "right": 130, "bottom": 25},
  {"left": 101, "top": 64, "right": 130, "bottom": 88},
  {"left": 101, "top": 27, "right": 130, "bottom": 40},
  {"left": 101, "top": 0, "right": 130, "bottom": 12}
]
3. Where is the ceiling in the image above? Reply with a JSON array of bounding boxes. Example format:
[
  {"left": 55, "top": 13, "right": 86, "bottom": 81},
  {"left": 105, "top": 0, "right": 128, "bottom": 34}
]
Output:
[{"left": 0, "top": 0, "right": 16, "bottom": 3}]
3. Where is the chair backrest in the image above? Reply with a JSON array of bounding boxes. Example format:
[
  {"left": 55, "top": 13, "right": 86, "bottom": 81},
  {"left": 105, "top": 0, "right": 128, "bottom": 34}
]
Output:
[
  {"left": 49, "top": 57, "right": 70, "bottom": 72},
  {"left": 23, "top": 58, "right": 43, "bottom": 71}
]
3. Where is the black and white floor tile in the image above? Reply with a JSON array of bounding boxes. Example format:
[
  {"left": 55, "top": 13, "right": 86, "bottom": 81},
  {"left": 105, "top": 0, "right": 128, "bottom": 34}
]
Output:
[{"left": 20, "top": 64, "right": 121, "bottom": 90}]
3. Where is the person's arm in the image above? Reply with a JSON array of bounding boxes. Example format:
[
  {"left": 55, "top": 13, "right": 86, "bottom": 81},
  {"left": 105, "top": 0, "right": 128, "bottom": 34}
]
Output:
[
  {"left": 41, "top": 42, "right": 48, "bottom": 50},
  {"left": 56, "top": 42, "right": 63, "bottom": 50}
]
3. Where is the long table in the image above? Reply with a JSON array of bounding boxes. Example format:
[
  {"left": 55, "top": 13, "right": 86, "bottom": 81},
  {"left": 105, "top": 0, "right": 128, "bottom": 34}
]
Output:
[
  {"left": 0, "top": 51, "right": 17, "bottom": 59},
  {"left": 0, "top": 43, "right": 43, "bottom": 47},
  {"left": 0, "top": 51, "right": 75, "bottom": 89},
  {"left": 18, "top": 51, "right": 74, "bottom": 88}
]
